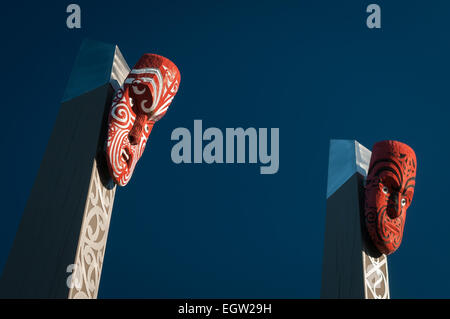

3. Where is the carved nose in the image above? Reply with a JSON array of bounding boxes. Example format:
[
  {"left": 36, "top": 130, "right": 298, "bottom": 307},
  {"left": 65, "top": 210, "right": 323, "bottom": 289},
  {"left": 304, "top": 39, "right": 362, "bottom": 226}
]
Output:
[
  {"left": 389, "top": 193, "right": 402, "bottom": 218},
  {"left": 128, "top": 115, "right": 146, "bottom": 145},
  {"left": 395, "top": 196, "right": 403, "bottom": 218},
  {"left": 128, "top": 133, "right": 138, "bottom": 145}
]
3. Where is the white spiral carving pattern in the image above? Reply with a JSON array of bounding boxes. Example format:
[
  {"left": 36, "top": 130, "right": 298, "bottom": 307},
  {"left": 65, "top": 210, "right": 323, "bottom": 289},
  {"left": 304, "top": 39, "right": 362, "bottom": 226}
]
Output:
[
  {"left": 363, "top": 253, "right": 390, "bottom": 299},
  {"left": 68, "top": 160, "right": 116, "bottom": 299}
]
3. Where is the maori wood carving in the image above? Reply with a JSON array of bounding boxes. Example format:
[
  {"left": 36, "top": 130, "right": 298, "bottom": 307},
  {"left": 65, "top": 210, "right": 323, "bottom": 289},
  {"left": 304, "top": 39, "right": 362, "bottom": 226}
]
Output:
[
  {"left": 363, "top": 253, "right": 389, "bottom": 299},
  {"left": 364, "top": 140, "right": 417, "bottom": 255},
  {"left": 68, "top": 160, "right": 116, "bottom": 299},
  {"left": 69, "top": 53, "right": 181, "bottom": 298},
  {"left": 106, "top": 54, "right": 181, "bottom": 186}
]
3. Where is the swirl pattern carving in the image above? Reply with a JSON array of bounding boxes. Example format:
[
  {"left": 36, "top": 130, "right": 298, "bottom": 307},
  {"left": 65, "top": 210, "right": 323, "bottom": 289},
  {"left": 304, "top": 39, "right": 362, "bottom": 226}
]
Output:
[
  {"left": 363, "top": 253, "right": 390, "bottom": 299},
  {"left": 68, "top": 160, "right": 116, "bottom": 299}
]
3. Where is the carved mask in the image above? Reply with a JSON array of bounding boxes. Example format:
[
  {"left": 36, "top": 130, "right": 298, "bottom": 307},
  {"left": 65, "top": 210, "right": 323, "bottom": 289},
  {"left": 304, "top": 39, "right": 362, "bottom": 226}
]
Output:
[
  {"left": 365, "top": 140, "right": 417, "bottom": 255},
  {"left": 106, "top": 54, "right": 180, "bottom": 186}
]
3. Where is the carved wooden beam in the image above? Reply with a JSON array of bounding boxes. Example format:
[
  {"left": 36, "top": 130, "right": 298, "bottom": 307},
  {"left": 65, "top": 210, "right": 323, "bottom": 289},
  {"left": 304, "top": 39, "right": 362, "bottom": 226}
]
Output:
[
  {"left": 0, "top": 39, "right": 129, "bottom": 298},
  {"left": 321, "top": 139, "right": 390, "bottom": 299}
]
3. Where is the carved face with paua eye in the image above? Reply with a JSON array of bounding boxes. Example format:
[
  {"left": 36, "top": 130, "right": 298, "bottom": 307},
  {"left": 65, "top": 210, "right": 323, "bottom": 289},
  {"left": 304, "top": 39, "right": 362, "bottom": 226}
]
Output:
[
  {"left": 364, "top": 140, "right": 417, "bottom": 255},
  {"left": 106, "top": 54, "right": 180, "bottom": 186}
]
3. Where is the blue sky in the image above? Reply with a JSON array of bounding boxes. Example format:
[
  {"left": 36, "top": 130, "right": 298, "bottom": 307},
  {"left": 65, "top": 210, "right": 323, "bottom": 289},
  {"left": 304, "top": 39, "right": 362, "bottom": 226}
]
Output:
[{"left": 0, "top": 0, "right": 449, "bottom": 298}]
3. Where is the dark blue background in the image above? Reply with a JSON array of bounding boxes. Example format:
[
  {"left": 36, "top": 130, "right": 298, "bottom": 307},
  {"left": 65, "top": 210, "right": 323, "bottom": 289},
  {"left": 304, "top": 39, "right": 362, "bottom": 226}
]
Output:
[{"left": 0, "top": 0, "right": 448, "bottom": 298}]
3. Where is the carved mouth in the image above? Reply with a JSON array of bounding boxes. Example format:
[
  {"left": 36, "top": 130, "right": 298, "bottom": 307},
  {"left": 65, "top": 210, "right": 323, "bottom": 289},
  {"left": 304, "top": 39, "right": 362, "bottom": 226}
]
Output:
[{"left": 121, "top": 148, "right": 132, "bottom": 167}]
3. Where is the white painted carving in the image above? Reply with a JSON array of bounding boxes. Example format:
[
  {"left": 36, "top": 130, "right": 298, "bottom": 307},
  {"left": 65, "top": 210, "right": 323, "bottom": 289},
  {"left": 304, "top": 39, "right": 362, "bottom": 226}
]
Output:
[
  {"left": 363, "top": 253, "right": 390, "bottom": 299},
  {"left": 68, "top": 160, "right": 116, "bottom": 299}
]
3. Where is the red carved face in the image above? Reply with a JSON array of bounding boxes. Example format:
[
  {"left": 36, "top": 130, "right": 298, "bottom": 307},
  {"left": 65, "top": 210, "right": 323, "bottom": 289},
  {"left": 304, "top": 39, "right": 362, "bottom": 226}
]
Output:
[
  {"left": 365, "top": 140, "right": 417, "bottom": 255},
  {"left": 106, "top": 54, "right": 180, "bottom": 186}
]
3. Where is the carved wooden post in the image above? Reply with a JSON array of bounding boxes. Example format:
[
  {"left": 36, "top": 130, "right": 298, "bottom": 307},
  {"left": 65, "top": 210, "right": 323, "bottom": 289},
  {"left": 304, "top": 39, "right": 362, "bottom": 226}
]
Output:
[
  {"left": 0, "top": 39, "right": 129, "bottom": 298},
  {"left": 321, "top": 139, "right": 390, "bottom": 299}
]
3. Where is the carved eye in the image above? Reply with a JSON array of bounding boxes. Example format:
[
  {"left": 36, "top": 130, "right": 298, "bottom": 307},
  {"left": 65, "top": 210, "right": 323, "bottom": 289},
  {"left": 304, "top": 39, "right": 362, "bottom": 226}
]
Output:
[
  {"left": 401, "top": 198, "right": 407, "bottom": 207},
  {"left": 382, "top": 186, "right": 389, "bottom": 194},
  {"left": 144, "top": 124, "right": 149, "bottom": 133}
]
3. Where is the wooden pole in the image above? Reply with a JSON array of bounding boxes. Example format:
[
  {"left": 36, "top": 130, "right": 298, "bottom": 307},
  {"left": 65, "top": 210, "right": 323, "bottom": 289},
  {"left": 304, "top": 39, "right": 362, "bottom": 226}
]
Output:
[
  {"left": 321, "top": 139, "right": 390, "bottom": 299},
  {"left": 0, "top": 39, "right": 129, "bottom": 298}
]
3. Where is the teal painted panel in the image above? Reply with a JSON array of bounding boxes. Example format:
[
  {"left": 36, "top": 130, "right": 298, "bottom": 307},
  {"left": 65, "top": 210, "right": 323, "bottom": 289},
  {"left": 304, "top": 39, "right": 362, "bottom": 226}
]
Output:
[{"left": 62, "top": 38, "right": 116, "bottom": 102}]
